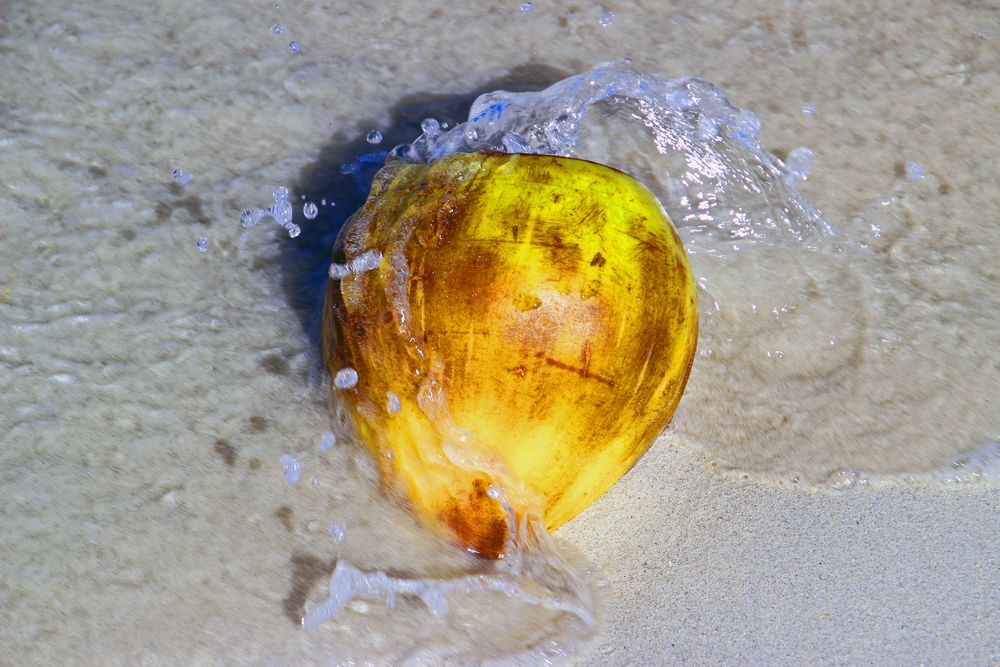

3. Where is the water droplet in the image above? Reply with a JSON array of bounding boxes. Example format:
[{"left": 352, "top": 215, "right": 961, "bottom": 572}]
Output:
[
  {"left": 784, "top": 146, "right": 816, "bottom": 184},
  {"left": 240, "top": 207, "right": 265, "bottom": 228},
  {"left": 905, "top": 161, "right": 926, "bottom": 182},
  {"left": 280, "top": 454, "right": 301, "bottom": 486},
  {"left": 329, "top": 521, "right": 346, "bottom": 543},
  {"left": 196, "top": 236, "right": 208, "bottom": 252},
  {"left": 521, "top": 1, "right": 533, "bottom": 14},
  {"left": 599, "top": 10, "right": 614, "bottom": 27},
  {"left": 420, "top": 117, "right": 441, "bottom": 135},
  {"left": 386, "top": 391, "right": 401, "bottom": 414},
  {"left": 271, "top": 23, "right": 283, "bottom": 35},
  {"left": 366, "top": 130, "right": 383, "bottom": 144},
  {"left": 303, "top": 201, "right": 318, "bottom": 220},
  {"left": 465, "top": 127, "right": 480, "bottom": 143},
  {"left": 329, "top": 249, "right": 383, "bottom": 279},
  {"left": 335, "top": 367, "right": 359, "bottom": 389},
  {"left": 317, "top": 431, "right": 336, "bottom": 452},
  {"left": 288, "top": 40, "right": 300, "bottom": 54},
  {"left": 320, "top": 197, "right": 327, "bottom": 206},
  {"left": 264, "top": 185, "right": 300, "bottom": 237},
  {"left": 802, "top": 102, "right": 817, "bottom": 116},
  {"left": 171, "top": 168, "right": 191, "bottom": 186}
]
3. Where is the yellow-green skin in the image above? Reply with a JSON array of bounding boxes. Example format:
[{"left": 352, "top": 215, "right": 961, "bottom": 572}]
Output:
[{"left": 323, "top": 152, "right": 697, "bottom": 559}]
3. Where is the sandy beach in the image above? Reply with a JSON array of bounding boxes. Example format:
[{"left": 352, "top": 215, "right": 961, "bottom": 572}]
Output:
[{"left": 2, "top": 0, "right": 998, "bottom": 664}]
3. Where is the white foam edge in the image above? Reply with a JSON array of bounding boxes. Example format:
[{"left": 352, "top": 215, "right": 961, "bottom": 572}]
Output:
[{"left": 301, "top": 558, "right": 596, "bottom": 631}]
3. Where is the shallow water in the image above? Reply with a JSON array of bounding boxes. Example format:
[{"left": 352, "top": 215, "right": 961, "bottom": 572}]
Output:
[{"left": 2, "top": 1, "right": 999, "bottom": 664}]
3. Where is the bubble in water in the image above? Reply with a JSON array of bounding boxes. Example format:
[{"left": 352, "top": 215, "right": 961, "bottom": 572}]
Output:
[
  {"left": 317, "top": 431, "right": 336, "bottom": 452},
  {"left": 303, "top": 201, "right": 318, "bottom": 220},
  {"left": 599, "top": 10, "right": 614, "bottom": 27},
  {"left": 335, "top": 367, "right": 359, "bottom": 389},
  {"left": 171, "top": 168, "right": 191, "bottom": 186},
  {"left": 386, "top": 391, "right": 401, "bottom": 414},
  {"left": 367, "top": 130, "right": 383, "bottom": 144},
  {"left": 465, "top": 127, "right": 480, "bottom": 143},
  {"left": 271, "top": 23, "right": 283, "bottom": 35},
  {"left": 521, "top": 1, "right": 533, "bottom": 14},
  {"left": 196, "top": 236, "right": 208, "bottom": 252},
  {"left": 288, "top": 40, "right": 300, "bottom": 54},
  {"left": 784, "top": 146, "right": 816, "bottom": 184},
  {"left": 421, "top": 118, "right": 441, "bottom": 135},
  {"left": 280, "top": 454, "right": 301, "bottom": 486}
]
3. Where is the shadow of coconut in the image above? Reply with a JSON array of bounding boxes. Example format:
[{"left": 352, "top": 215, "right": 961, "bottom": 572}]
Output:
[{"left": 278, "top": 64, "right": 571, "bottom": 369}]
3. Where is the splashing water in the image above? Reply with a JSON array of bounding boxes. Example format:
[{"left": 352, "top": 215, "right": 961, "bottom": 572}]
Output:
[
  {"left": 240, "top": 185, "right": 301, "bottom": 237},
  {"left": 333, "top": 367, "right": 359, "bottom": 389},
  {"left": 303, "top": 518, "right": 595, "bottom": 633},
  {"left": 291, "top": 62, "right": 997, "bottom": 660},
  {"left": 390, "top": 60, "right": 999, "bottom": 488},
  {"left": 171, "top": 167, "right": 191, "bottom": 186},
  {"left": 328, "top": 248, "right": 383, "bottom": 280}
]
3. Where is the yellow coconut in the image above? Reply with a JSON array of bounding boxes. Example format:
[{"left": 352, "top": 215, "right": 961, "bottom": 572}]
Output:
[{"left": 323, "top": 151, "right": 697, "bottom": 558}]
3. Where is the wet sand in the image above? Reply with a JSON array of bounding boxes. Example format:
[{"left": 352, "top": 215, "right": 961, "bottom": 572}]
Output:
[{"left": 2, "top": 0, "right": 998, "bottom": 664}]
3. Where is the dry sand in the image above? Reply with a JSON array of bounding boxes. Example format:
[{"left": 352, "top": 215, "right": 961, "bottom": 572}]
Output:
[{"left": 2, "top": 0, "right": 998, "bottom": 664}]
